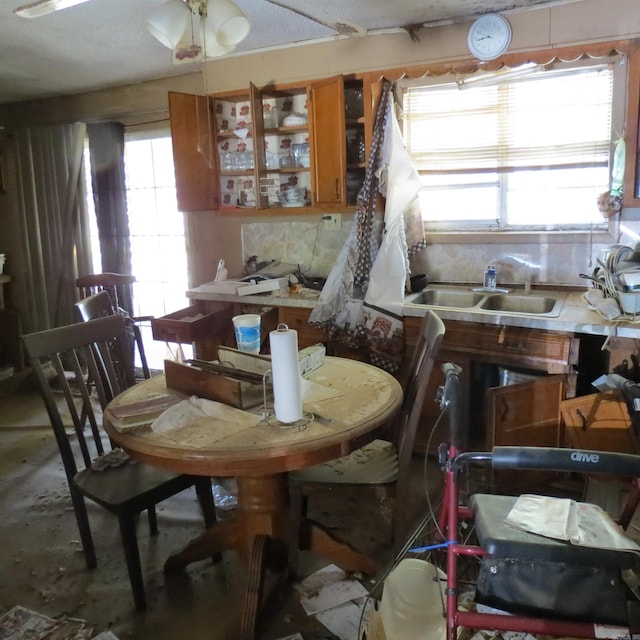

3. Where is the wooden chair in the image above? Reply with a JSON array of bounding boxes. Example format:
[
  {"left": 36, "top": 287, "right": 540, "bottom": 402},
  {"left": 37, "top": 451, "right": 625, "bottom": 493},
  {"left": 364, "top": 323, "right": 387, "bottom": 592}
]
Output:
[
  {"left": 22, "top": 314, "right": 217, "bottom": 611},
  {"left": 75, "top": 274, "right": 152, "bottom": 378},
  {"left": 288, "top": 310, "right": 445, "bottom": 576}
]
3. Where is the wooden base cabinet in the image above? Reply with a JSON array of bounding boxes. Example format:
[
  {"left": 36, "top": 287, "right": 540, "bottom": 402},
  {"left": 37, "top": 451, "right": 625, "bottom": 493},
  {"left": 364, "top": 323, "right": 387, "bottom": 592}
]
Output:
[
  {"left": 404, "top": 317, "right": 579, "bottom": 457},
  {"left": 277, "top": 306, "right": 368, "bottom": 361}
]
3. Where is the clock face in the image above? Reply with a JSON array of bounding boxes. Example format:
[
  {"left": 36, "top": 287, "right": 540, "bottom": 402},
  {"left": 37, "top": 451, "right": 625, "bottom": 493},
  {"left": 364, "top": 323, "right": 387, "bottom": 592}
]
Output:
[{"left": 467, "top": 14, "right": 512, "bottom": 61}]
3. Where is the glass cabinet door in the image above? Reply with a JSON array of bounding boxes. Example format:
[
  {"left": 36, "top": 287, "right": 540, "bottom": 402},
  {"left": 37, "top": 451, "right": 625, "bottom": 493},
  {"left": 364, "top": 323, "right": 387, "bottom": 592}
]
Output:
[
  {"left": 254, "top": 83, "right": 312, "bottom": 211},
  {"left": 344, "top": 79, "right": 366, "bottom": 205},
  {"left": 213, "top": 90, "right": 258, "bottom": 210}
]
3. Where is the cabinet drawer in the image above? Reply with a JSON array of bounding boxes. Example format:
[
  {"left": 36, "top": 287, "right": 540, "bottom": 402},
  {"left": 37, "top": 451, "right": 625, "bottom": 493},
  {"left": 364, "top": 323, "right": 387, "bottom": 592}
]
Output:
[
  {"left": 278, "top": 307, "right": 327, "bottom": 348},
  {"left": 443, "top": 321, "right": 576, "bottom": 373},
  {"left": 151, "top": 301, "right": 234, "bottom": 344}
]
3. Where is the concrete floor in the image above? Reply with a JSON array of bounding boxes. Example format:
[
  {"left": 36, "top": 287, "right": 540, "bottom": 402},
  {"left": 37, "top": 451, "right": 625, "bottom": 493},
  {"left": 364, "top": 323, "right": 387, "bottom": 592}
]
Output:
[{"left": 0, "top": 374, "right": 442, "bottom": 639}]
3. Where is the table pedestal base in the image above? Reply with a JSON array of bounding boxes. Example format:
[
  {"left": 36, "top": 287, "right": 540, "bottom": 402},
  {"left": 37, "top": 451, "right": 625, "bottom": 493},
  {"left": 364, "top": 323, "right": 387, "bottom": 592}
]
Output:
[{"left": 164, "top": 473, "right": 378, "bottom": 640}]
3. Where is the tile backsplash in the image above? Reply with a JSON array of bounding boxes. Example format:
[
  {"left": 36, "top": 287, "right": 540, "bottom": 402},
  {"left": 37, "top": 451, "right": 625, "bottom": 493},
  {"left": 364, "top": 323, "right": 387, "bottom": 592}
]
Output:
[
  {"left": 241, "top": 210, "right": 640, "bottom": 287},
  {"left": 242, "top": 220, "right": 352, "bottom": 278}
]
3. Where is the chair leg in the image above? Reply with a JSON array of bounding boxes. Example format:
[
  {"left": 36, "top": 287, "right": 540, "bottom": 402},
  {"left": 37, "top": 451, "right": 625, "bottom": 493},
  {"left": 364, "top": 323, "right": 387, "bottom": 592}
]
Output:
[
  {"left": 195, "top": 477, "right": 217, "bottom": 527},
  {"left": 70, "top": 485, "right": 97, "bottom": 570},
  {"left": 130, "top": 324, "right": 150, "bottom": 379},
  {"left": 241, "top": 534, "right": 270, "bottom": 640},
  {"left": 195, "top": 477, "right": 222, "bottom": 564},
  {"left": 147, "top": 506, "right": 158, "bottom": 536},
  {"left": 118, "top": 513, "right": 147, "bottom": 611}
]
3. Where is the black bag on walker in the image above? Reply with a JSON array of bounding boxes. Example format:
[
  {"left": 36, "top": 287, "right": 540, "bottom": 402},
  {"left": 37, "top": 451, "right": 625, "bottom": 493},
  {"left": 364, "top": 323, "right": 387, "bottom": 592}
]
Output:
[{"left": 475, "top": 556, "right": 634, "bottom": 625}]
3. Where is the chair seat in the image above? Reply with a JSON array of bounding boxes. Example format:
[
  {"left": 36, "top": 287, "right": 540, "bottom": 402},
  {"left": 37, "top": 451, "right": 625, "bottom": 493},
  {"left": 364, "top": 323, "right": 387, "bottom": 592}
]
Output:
[
  {"left": 75, "top": 461, "right": 197, "bottom": 513},
  {"left": 471, "top": 493, "right": 638, "bottom": 569},
  {"left": 290, "top": 439, "right": 398, "bottom": 485}
]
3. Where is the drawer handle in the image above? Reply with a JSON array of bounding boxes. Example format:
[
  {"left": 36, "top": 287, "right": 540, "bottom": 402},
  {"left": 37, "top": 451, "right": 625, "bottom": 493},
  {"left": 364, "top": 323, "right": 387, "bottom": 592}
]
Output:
[{"left": 504, "top": 342, "right": 527, "bottom": 351}]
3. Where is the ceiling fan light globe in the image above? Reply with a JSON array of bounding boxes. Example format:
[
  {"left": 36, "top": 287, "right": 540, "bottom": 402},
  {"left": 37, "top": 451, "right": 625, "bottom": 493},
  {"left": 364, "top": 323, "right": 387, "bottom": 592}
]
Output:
[
  {"left": 146, "top": 0, "right": 191, "bottom": 49},
  {"left": 208, "top": 0, "right": 250, "bottom": 46},
  {"left": 200, "top": 21, "right": 236, "bottom": 57}
]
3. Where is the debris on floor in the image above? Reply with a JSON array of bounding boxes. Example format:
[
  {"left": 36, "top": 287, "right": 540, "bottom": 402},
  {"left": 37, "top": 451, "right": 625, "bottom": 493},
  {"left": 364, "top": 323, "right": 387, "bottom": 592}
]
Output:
[
  {"left": 0, "top": 605, "right": 119, "bottom": 640},
  {"left": 294, "top": 564, "right": 371, "bottom": 640},
  {"left": 211, "top": 477, "right": 238, "bottom": 509}
]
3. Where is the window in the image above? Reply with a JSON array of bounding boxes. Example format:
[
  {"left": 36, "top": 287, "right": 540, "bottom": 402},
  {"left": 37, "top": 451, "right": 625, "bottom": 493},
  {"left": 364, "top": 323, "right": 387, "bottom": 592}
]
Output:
[
  {"left": 85, "top": 132, "right": 192, "bottom": 370},
  {"left": 401, "top": 58, "right": 624, "bottom": 232},
  {"left": 123, "top": 133, "right": 192, "bottom": 370}
]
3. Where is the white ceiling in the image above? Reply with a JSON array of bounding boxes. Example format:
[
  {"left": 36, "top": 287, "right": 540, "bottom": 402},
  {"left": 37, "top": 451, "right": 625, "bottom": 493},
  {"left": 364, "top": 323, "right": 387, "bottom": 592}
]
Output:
[{"left": 0, "top": 0, "right": 587, "bottom": 105}]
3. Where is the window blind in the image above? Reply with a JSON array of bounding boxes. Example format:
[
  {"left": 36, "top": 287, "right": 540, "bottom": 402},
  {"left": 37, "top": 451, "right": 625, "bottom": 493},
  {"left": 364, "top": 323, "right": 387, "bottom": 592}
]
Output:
[{"left": 403, "top": 65, "right": 613, "bottom": 175}]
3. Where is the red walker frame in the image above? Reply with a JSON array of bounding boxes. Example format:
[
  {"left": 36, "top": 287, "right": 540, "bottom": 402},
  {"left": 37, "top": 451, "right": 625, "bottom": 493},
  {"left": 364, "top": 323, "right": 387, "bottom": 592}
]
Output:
[{"left": 434, "top": 363, "right": 640, "bottom": 640}]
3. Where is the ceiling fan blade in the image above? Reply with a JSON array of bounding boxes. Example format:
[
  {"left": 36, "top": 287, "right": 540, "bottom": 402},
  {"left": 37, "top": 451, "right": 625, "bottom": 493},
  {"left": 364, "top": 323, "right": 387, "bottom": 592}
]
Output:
[{"left": 14, "top": 0, "right": 93, "bottom": 19}]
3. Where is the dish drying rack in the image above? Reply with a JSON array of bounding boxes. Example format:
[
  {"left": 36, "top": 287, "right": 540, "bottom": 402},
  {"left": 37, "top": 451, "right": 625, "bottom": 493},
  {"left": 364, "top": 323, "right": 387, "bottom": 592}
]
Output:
[{"left": 582, "top": 244, "right": 640, "bottom": 320}]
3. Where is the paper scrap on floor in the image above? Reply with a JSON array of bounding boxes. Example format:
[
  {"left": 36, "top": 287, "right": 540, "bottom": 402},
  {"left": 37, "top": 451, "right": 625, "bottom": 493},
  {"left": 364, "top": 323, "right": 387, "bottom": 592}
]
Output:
[
  {"left": 295, "top": 564, "right": 369, "bottom": 640},
  {"left": 505, "top": 494, "right": 640, "bottom": 552},
  {"left": 0, "top": 605, "right": 103, "bottom": 639}
]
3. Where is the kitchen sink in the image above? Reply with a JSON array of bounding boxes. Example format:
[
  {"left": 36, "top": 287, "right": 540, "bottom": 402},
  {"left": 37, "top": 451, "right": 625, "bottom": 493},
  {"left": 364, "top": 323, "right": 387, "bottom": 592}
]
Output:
[
  {"left": 408, "top": 289, "right": 484, "bottom": 308},
  {"left": 480, "top": 294, "right": 560, "bottom": 315},
  {"left": 404, "top": 286, "right": 566, "bottom": 317}
]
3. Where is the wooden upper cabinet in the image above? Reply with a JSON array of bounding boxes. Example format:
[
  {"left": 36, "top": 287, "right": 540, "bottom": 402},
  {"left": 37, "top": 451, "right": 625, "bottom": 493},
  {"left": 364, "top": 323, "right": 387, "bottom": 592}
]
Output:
[
  {"left": 168, "top": 74, "right": 369, "bottom": 214},
  {"left": 309, "top": 75, "right": 346, "bottom": 207},
  {"left": 168, "top": 91, "right": 219, "bottom": 212}
]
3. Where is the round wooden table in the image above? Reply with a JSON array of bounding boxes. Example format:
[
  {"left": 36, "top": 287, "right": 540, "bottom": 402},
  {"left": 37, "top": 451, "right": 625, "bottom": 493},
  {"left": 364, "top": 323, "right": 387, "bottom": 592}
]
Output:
[{"left": 104, "top": 357, "right": 402, "bottom": 639}]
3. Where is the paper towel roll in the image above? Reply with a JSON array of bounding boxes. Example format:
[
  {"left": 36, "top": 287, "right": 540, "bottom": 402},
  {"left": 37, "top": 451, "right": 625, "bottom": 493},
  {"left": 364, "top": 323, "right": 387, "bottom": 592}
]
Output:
[{"left": 269, "top": 324, "right": 302, "bottom": 423}]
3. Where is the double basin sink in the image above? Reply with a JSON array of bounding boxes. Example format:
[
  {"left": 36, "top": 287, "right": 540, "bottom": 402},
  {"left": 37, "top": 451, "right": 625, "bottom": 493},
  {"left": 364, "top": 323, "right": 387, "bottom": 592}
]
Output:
[{"left": 404, "top": 286, "right": 567, "bottom": 318}]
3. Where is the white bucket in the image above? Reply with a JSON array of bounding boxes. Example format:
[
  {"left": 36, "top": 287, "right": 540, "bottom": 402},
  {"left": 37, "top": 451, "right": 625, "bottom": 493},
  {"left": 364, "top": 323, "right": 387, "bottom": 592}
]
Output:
[
  {"left": 379, "top": 559, "right": 447, "bottom": 640},
  {"left": 0, "top": 254, "right": 5, "bottom": 275}
]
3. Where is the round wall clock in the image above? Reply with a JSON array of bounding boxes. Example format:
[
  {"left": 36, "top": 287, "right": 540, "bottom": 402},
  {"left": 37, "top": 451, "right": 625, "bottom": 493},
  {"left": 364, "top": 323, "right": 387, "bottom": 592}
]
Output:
[{"left": 467, "top": 14, "right": 512, "bottom": 61}]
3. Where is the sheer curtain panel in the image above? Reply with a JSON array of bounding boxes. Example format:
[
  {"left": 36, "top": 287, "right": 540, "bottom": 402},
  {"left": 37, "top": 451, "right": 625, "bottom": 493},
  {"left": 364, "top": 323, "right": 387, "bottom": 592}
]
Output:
[{"left": 13, "top": 123, "right": 92, "bottom": 332}]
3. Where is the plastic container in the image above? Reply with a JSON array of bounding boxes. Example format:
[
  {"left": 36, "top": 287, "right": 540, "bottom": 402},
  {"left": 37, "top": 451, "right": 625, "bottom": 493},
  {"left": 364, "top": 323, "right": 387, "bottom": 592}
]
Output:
[
  {"left": 379, "top": 559, "right": 446, "bottom": 640},
  {"left": 484, "top": 265, "right": 497, "bottom": 289}
]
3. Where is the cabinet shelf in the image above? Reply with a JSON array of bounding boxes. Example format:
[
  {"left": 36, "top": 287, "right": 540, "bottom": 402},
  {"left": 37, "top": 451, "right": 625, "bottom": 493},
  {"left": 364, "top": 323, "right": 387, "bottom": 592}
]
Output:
[
  {"left": 217, "top": 130, "right": 253, "bottom": 139},
  {"left": 220, "top": 170, "right": 255, "bottom": 177},
  {"left": 272, "top": 167, "right": 310, "bottom": 174},
  {"left": 264, "top": 125, "right": 308, "bottom": 135}
]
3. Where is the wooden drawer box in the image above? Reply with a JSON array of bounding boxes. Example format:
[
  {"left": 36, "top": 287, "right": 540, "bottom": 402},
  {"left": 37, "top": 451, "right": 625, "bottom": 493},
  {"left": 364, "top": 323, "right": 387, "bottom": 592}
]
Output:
[{"left": 151, "top": 301, "right": 234, "bottom": 344}]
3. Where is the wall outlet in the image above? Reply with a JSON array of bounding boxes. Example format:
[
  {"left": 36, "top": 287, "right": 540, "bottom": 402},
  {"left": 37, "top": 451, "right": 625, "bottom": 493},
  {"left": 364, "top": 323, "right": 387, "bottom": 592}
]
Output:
[{"left": 324, "top": 214, "right": 341, "bottom": 231}]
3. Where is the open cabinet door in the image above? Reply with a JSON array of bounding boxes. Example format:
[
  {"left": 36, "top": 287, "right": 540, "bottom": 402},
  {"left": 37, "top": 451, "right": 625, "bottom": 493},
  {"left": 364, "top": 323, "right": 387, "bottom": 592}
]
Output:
[
  {"left": 309, "top": 75, "right": 346, "bottom": 207},
  {"left": 486, "top": 375, "right": 565, "bottom": 491},
  {"left": 168, "top": 91, "right": 219, "bottom": 212}
]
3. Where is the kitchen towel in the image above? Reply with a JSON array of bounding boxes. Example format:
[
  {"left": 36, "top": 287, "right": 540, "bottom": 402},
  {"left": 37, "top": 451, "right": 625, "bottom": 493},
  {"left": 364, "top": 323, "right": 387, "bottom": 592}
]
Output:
[{"left": 269, "top": 324, "right": 303, "bottom": 423}]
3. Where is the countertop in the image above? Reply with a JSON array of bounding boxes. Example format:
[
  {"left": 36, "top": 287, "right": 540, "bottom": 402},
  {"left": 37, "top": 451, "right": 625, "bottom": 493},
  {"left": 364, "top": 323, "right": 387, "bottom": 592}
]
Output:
[{"left": 187, "top": 284, "right": 640, "bottom": 340}]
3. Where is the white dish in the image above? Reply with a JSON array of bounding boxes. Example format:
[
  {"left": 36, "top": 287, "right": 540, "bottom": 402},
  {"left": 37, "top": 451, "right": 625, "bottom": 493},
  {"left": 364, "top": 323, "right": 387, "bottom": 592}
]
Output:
[
  {"left": 281, "top": 200, "right": 306, "bottom": 207},
  {"left": 282, "top": 113, "right": 307, "bottom": 126}
]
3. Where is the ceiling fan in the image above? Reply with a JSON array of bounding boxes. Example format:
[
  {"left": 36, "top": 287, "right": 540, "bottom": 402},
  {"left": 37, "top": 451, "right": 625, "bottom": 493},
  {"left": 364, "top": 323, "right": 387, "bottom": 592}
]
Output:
[{"left": 13, "top": 0, "right": 93, "bottom": 19}]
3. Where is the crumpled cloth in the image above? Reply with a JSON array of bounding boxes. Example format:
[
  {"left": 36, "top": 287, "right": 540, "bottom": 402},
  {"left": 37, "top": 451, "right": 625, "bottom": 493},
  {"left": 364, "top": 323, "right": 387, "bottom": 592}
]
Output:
[
  {"left": 91, "top": 448, "right": 130, "bottom": 471},
  {"left": 151, "top": 396, "right": 262, "bottom": 435}
]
